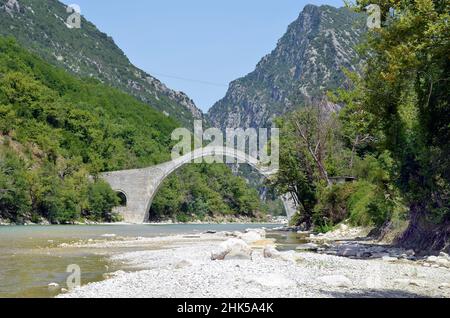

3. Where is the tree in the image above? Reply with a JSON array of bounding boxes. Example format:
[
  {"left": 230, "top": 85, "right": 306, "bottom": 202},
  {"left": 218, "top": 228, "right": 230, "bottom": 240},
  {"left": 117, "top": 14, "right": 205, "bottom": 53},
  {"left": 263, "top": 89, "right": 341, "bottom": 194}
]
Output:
[
  {"left": 292, "top": 101, "right": 341, "bottom": 186},
  {"left": 0, "top": 148, "right": 31, "bottom": 221},
  {"left": 329, "top": 70, "right": 377, "bottom": 169},
  {"left": 349, "top": 0, "right": 450, "bottom": 250},
  {"left": 270, "top": 103, "right": 341, "bottom": 226}
]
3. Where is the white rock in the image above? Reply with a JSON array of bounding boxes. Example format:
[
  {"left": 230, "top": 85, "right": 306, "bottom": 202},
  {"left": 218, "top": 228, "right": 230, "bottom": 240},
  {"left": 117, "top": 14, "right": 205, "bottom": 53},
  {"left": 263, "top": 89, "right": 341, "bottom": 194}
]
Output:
[
  {"left": 406, "top": 249, "right": 415, "bottom": 256},
  {"left": 393, "top": 279, "right": 422, "bottom": 287},
  {"left": 382, "top": 256, "right": 398, "bottom": 262},
  {"left": 247, "top": 273, "right": 296, "bottom": 288},
  {"left": 318, "top": 275, "right": 352, "bottom": 288},
  {"left": 245, "top": 228, "right": 266, "bottom": 237},
  {"left": 263, "top": 245, "right": 282, "bottom": 259},
  {"left": 175, "top": 260, "right": 192, "bottom": 269},
  {"left": 427, "top": 255, "right": 438, "bottom": 262},
  {"left": 238, "top": 231, "right": 262, "bottom": 243},
  {"left": 263, "top": 246, "right": 302, "bottom": 263},
  {"left": 435, "top": 258, "right": 449, "bottom": 267},
  {"left": 279, "top": 251, "right": 303, "bottom": 263},
  {"left": 101, "top": 234, "right": 117, "bottom": 238},
  {"left": 48, "top": 282, "right": 60, "bottom": 291},
  {"left": 296, "top": 243, "right": 319, "bottom": 252},
  {"left": 211, "top": 239, "right": 253, "bottom": 261},
  {"left": 439, "top": 252, "right": 450, "bottom": 260}
]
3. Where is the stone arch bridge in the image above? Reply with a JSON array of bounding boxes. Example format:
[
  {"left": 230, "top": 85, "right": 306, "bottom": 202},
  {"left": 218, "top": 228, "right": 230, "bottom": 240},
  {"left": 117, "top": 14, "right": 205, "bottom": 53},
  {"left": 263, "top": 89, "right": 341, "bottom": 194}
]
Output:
[{"left": 100, "top": 146, "right": 297, "bottom": 223}]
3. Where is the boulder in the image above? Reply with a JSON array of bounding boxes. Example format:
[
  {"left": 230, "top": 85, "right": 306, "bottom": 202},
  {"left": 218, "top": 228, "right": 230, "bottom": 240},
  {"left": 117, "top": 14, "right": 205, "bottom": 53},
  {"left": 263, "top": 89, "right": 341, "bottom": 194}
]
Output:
[
  {"left": 245, "top": 228, "right": 266, "bottom": 237},
  {"left": 382, "top": 256, "right": 398, "bottom": 262},
  {"left": 263, "top": 245, "right": 303, "bottom": 262},
  {"left": 211, "top": 239, "right": 253, "bottom": 261},
  {"left": 338, "top": 247, "right": 359, "bottom": 257},
  {"left": 425, "top": 254, "right": 450, "bottom": 268},
  {"left": 439, "top": 252, "right": 450, "bottom": 260},
  {"left": 406, "top": 249, "right": 416, "bottom": 256},
  {"left": 296, "top": 243, "right": 319, "bottom": 252},
  {"left": 238, "top": 231, "right": 263, "bottom": 243},
  {"left": 318, "top": 275, "right": 352, "bottom": 288},
  {"left": 263, "top": 245, "right": 282, "bottom": 259},
  {"left": 48, "top": 282, "right": 60, "bottom": 291},
  {"left": 435, "top": 258, "right": 449, "bottom": 268}
]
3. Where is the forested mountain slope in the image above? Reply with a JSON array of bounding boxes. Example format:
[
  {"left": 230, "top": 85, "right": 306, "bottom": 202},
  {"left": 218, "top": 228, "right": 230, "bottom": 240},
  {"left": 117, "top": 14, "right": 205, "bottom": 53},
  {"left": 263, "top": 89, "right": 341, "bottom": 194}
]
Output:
[{"left": 0, "top": 0, "right": 202, "bottom": 127}]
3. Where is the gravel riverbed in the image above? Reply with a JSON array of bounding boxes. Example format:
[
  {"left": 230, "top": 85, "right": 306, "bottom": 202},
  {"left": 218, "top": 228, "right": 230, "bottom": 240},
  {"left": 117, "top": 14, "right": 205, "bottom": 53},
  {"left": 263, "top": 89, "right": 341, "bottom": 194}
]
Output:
[{"left": 59, "top": 230, "right": 450, "bottom": 298}]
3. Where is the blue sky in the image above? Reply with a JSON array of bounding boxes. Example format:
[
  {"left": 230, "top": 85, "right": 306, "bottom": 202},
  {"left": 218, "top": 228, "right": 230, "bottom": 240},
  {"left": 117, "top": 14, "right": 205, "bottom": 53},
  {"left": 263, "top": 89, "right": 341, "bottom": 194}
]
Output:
[{"left": 61, "top": 0, "right": 344, "bottom": 112}]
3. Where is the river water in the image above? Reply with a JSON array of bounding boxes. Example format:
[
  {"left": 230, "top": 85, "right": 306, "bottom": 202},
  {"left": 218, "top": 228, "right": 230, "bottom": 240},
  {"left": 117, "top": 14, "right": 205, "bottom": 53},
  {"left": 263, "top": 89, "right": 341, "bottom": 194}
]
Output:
[{"left": 0, "top": 224, "right": 301, "bottom": 298}]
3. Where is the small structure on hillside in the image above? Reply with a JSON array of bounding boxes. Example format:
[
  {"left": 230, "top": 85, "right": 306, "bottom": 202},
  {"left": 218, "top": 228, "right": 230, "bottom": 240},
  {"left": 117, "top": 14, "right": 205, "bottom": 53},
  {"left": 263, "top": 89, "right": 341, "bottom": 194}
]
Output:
[{"left": 329, "top": 176, "right": 358, "bottom": 185}]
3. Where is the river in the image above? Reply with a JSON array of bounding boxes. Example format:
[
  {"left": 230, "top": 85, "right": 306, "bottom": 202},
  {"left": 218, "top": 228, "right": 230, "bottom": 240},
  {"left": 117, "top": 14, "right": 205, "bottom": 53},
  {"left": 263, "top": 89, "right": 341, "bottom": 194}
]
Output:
[{"left": 0, "top": 224, "right": 293, "bottom": 298}]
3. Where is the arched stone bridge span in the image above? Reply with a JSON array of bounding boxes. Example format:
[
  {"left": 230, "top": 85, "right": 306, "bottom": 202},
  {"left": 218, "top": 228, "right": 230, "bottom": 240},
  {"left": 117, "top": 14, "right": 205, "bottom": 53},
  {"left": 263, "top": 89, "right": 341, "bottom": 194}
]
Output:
[{"left": 100, "top": 146, "right": 297, "bottom": 223}]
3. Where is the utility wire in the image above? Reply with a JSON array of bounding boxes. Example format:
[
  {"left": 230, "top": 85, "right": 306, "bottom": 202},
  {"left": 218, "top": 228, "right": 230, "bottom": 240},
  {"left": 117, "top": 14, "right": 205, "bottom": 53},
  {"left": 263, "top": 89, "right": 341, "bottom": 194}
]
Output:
[{"left": 149, "top": 71, "right": 229, "bottom": 87}]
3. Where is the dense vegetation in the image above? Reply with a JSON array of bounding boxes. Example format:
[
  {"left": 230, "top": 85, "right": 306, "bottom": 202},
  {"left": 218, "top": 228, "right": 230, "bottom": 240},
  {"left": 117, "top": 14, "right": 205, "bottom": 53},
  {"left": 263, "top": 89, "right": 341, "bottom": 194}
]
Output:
[
  {"left": 150, "top": 164, "right": 265, "bottom": 222},
  {"left": 0, "top": 37, "right": 268, "bottom": 224},
  {"left": 272, "top": 0, "right": 449, "bottom": 251}
]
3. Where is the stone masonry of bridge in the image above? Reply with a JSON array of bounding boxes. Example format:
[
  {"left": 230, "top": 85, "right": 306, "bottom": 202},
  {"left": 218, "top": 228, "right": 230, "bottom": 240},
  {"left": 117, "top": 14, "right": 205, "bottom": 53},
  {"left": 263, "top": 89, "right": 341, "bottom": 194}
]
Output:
[{"left": 100, "top": 146, "right": 297, "bottom": 223}]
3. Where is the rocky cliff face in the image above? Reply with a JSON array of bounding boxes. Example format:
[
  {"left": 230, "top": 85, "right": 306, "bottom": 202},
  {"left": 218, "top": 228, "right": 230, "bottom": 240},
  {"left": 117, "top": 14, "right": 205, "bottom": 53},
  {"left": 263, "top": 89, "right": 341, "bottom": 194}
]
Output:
[
  {"left": 0, "top": 0, "right": 202, "bottom": 127},
  {"left": 208, "top": 5, "right": 366, "bottom": 129}
]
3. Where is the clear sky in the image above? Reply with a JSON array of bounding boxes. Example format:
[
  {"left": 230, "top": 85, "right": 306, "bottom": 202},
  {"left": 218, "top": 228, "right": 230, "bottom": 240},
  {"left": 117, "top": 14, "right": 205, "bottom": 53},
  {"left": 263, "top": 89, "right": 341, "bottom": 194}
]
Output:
[{"left": 61, "top": 0, "right": 344, "bottom": 112}]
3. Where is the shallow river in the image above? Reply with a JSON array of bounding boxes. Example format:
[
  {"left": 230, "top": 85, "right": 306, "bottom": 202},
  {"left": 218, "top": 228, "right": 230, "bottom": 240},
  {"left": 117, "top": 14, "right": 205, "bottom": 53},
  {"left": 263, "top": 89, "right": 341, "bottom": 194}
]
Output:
[{"left": 0, "top": 224, "right": 301, "bottom": 298}]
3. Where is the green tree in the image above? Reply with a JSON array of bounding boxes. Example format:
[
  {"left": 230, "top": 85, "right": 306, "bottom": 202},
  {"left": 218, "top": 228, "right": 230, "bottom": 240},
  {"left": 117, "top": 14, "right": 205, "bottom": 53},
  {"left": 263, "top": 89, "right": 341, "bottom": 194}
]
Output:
[{"left": 0, "top": 148, "right": 31, "bottom": 222}]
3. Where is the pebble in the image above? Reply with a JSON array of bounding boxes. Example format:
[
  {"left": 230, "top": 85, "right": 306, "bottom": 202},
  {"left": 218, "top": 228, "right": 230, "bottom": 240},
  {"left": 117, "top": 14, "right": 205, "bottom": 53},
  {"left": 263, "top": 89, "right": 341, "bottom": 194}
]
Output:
[
  {"left": 57, "top": 229, "right": 450, "bottom": 298},
  {"left": 382, "top": 256, "right": 399, "bottom": 262},
  {"left": 318, "top": 275, "right": 352, "bottom": 288}
]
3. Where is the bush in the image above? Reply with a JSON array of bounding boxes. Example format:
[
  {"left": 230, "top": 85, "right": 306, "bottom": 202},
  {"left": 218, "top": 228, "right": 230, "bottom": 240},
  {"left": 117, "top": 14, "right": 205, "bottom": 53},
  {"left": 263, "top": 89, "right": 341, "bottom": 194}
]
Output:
[
  {"left": 0, "top": 149, "right": 31, "bottom": 222},
  {"left": 86, "top": 180, "right": 120, "bottom": 222},
  {"left": 347, "top": 181, "right": 377, "bottom": 226},
  {"left": 313, "top": 183, "right": 356, "bottom": 228}
]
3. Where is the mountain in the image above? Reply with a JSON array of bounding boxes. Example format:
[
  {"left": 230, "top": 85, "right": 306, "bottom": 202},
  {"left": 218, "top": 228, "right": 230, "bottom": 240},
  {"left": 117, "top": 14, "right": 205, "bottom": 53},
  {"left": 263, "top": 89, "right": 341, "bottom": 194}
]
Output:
[
  {"left": 208, "top": 5, "right": 366, "bottom": 129},
  {"left": 0, "top": 37, "right": 265, "bottom": 224},
  {"left": 0, "top": 0, "right": 202, "bottom": 127}
]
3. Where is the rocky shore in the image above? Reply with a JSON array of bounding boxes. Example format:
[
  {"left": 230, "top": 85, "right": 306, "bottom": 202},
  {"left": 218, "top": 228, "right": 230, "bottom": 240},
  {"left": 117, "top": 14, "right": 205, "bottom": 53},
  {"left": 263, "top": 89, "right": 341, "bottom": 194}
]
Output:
[{"left": 57, "top": 225, "right": 450, "bottom": 298}]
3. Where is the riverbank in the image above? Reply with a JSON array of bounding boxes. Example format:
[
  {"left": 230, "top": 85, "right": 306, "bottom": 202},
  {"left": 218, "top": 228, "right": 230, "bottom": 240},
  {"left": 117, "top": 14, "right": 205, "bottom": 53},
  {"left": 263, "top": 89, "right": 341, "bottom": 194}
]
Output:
[
  {"left": 59, "top": 227, "right": 450, "bottom": 298},
  {"left": 0, "top": 216, "right": 288, "bottom": 227}
]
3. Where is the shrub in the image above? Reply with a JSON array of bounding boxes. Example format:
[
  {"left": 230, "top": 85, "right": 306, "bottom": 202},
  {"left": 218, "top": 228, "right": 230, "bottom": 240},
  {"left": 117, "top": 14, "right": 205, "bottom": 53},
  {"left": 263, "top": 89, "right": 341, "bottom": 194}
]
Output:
[
  {"left": 313, "top": 183, "right": 356, "bottom": 228},
  {"left": 0, "top": 149, "right": 31, "bottom": 222},
  {"left": 86, "top": 180, "right": 120, "bottom": 222}
]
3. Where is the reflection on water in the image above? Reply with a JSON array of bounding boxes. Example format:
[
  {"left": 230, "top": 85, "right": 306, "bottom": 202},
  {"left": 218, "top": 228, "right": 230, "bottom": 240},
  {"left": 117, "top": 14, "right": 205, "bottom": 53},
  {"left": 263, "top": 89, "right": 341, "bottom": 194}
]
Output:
[
  {"left": 267, "top": 231, "right": 310, "bottom": 251},
  {"left": 0, "top": 224, "right": 278, "bottom": 298}
]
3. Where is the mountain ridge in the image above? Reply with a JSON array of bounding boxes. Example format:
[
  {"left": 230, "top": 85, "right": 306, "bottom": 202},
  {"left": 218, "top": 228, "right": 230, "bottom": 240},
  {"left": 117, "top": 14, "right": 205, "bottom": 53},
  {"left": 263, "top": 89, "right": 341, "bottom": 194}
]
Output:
[
  {"left": 208, "top": 4, "right": 366, "bottom": 129},
  {"left": 0, "top": 0, "right": 202, "bottom": 127}
]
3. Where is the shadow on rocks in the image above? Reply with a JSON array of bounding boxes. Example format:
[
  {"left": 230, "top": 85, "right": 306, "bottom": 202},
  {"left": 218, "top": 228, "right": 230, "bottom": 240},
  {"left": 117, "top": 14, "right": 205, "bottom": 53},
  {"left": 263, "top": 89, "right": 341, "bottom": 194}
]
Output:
[{"left": 320, "top": 289, "right": 431, "bottom": 298}]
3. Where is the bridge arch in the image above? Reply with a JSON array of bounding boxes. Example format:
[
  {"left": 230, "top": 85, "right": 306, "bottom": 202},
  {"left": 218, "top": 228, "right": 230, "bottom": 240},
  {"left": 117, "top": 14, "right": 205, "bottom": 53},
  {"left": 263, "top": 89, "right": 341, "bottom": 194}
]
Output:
[
  {"left": 115, "top": 190, "right": 128, "bottom": 207},
  {"left": 100, "top": 146, "right": 296, "bottom": 223}
]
